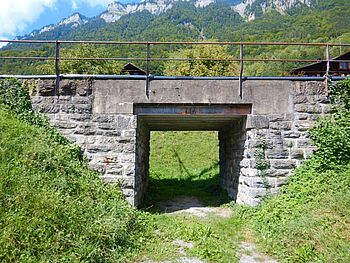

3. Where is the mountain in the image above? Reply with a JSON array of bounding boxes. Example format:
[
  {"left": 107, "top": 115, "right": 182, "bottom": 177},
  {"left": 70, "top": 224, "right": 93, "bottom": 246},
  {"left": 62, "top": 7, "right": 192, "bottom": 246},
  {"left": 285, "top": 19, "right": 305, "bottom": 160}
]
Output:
[
  {"left": 19, "top": 13, "right": 89, "bottom": 40},
  {"left": 233, "top": 0, "right": 317, "bottom": 20},
  {"left": 2, "top": 0, "right": 350, "bottom": 76},
  {"left": 19, "top": 0, "right": 320, "bottom": 40}
]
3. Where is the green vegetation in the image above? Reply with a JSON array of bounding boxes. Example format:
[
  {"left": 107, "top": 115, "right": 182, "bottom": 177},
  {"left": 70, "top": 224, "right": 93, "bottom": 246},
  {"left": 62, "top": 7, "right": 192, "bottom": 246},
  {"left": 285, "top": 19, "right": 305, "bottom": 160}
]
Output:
[
  {"left": 138, "top": 131, "right": 244, "bottom": 262},
  {"left": 164, "top": 44, "right": 239, "bottom": 76},
  {"left": 38, "top": 44, "right": 124, "bottom": 75},
  {"left": 248, "top": 79, "right": 350, "bottom": 262},
  {"left": 0, "top": 79, "right": 146, "bottom": 262},
  {"left": 144, "top": 131, "right": 229, "bottom": 208},
  {"left": 2, "top": 0, "right": 350, "bottom": 76},
  {"left": 2, "top": 76, "right": 350, "bottom": 262},
  {"left": 137, "top": 213, "right": 244, "bottom": 262}
]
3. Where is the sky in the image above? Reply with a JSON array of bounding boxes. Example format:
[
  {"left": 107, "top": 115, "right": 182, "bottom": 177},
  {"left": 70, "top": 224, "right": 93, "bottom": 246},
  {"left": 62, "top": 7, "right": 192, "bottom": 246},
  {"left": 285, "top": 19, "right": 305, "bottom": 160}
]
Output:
[{"left": 0, "top": 0, "right": 137, "bottom": 46}]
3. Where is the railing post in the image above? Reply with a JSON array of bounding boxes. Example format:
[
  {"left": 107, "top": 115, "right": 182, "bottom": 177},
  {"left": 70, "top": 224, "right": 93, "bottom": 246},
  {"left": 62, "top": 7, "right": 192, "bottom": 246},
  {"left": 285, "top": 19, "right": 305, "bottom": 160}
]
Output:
[
  {"left": 55, "top": 41, "right": 60, "bottom": 96},
  {"left": 145, "top": 43, "right": 151, "bottom": 99},
  {"left": 239, "top": 44, "right": 244, "bottom": 99},
  {"left": 325, "top": 44, "right": 331, "bottom": 88},
  {"left": 326, "top": 44, "right": 330, "bottom": 77}
]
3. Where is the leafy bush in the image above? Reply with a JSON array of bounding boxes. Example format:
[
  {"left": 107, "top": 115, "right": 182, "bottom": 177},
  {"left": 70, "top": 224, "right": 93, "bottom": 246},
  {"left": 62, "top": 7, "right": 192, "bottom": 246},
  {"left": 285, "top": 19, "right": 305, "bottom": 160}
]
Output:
[
  {"left": 163, "top": 44, "right": 239, "bottom": 76},
  {"left": 309, "top": 79, "right": 350, "bottom": 167},
  {"left": 0, "top": 79, "right": 146, "bottom": 262},
  {"left": 37, "top": 44, "right": 124, "bottom": 75}
]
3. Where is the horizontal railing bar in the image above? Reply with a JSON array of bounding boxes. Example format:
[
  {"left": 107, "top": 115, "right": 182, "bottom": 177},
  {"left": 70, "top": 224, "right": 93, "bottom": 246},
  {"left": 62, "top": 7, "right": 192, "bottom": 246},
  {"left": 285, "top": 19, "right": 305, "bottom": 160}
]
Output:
[
  {"left": 2, "top": 56, "right": 350, "bottom": 64},
  {"left": 0, "top": 74, "right": 347, "bottom": 81},
  {"left": 1, "top": 39, "right": 350, "bottom": 47}
]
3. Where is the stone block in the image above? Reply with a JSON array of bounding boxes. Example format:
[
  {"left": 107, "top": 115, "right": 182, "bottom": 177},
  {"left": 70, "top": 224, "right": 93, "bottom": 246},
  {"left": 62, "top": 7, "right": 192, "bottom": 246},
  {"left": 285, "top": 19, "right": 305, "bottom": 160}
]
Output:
[
  {"left": 86, "top": 144, "right": 114, "bottom": 153},
  {"left": 72, "top": 97, "right": 91, "bottom": 104},
  {"left": 37, "top": 80, "right": 55, "bottom": 96},
  {"left": 89, "top": 163, "right": 106, "bottom": 174},
  {"left": 246, "top": 115, "right": 269, "bottom": 129},
  {"left": 264, "top": 168, "right": 290, "bottom": 177},
  {"left": 290, "top": 149, "right": 304, "bottom": 159},
  {"left": 105, "top": 164, "right": 123, "bottom": 175},
  {"left": 121, "top": 153, "right": 135, "bottom": 163},
  {"left": 266, "top": 148, "right": 289, "bottom": 159},
  {"left": 241, "top": 176, "right": 265, "bottom": 188},
  {"left": 37, "top": 104, "right": 60, "bottom": 114},
  {"left": 283, "top": 131, "right": 301, "bottom": 138},
  {"left": 240, "top": 168, "right": 260, "bottom": 177},
  {"left": 294, "top": 120, "right": 314, "bottom": 132},
  {"left": 103, "top": 130, "right": 122, "bottom": 137},
  {"left": 124, "top": 164, "right": 135, "bottom": 177},
  {"left": 74, "top": 104, "right": 92, "bottom": 114},
  {"left": 270, "top": 160, "right": 296, "bottom": 169},
  {"left": 92, "top": 115, "right": 116, "bottom": 123},
  {"left": 76, "top": 81, "right": 92, "bottom": 96},
  {"left": 59, "top": 80, "right": 77, "bottom": 96},
  {"left": 97, "top": 123, "right": 116, "bottom": 130}
]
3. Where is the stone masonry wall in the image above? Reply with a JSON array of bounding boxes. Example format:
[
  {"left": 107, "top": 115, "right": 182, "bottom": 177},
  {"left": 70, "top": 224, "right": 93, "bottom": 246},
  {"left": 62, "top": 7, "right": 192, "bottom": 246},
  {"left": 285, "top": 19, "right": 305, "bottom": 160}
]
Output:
[
  {"left": 237, "top": 81, "right": 330, "bottom": 205},
  {"left": 134, "top": 117, "right": 150, "bottom": 205},
  {"left": 26, "top": 79, "right": 330, "bottom": 207},
  {"left": 28, "top": 79, "right": 138, "bottom": 205},
  {"left": 219, "top": 118, "right": 246, "bottom": 199}
]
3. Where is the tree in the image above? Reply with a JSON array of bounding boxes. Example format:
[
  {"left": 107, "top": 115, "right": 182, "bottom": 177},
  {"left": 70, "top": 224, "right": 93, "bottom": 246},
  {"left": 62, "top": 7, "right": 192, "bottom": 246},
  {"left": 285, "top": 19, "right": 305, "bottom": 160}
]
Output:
[
  {"left": 163, "top": 44, "right": 239, "bottom": 77},
  {"left": 38, "top": 44, "right": 123, "bottom": 75}
]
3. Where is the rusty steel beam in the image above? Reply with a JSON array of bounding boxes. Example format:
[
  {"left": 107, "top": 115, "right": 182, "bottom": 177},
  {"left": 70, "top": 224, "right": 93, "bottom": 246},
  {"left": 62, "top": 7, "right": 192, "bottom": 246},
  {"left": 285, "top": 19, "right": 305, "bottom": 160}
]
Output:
[{"left": 133, "top": 103, "right": 252, "bottom": 116}]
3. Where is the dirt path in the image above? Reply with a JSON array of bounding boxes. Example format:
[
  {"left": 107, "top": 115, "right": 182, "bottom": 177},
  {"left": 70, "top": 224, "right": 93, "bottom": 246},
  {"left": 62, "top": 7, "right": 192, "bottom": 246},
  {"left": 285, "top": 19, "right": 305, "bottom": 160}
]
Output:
[{"left": 151, "top": 196, "right": 278, "bottom": 263}]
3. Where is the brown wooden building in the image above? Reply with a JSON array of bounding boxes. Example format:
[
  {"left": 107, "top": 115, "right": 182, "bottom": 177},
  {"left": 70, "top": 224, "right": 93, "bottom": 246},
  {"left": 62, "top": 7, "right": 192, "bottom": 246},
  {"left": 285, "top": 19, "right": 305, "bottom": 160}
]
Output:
[
  {"left": 291, "top": 50, "right": 350, "bottom": 76},
  {"left": 121, "top": 63, "right": 147, "bottom": 75}
]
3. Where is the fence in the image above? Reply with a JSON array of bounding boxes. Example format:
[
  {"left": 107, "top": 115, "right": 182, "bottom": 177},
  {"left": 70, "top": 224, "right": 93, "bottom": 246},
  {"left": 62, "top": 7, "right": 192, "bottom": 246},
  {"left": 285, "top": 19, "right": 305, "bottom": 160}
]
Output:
[{"left": 0, "top": 39, "right": 350, "bottom": 98}]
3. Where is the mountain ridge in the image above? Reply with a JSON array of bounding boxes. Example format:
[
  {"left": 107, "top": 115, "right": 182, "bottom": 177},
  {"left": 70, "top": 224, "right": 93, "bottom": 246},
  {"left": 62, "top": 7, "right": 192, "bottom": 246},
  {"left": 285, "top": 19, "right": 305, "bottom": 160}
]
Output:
[{"left": 18, "top": 0, "right": 320, "bottom": 40}]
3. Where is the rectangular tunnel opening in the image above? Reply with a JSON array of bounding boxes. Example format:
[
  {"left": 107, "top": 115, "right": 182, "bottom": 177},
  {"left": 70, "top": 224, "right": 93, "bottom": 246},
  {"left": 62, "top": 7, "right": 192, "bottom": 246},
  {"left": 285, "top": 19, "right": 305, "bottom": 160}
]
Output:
[
  {"left": 134, "top": 104, "right": 251, "bottom": 209},
  {"left": 144, "top": 131, "right": 228, "bottom": 211}
]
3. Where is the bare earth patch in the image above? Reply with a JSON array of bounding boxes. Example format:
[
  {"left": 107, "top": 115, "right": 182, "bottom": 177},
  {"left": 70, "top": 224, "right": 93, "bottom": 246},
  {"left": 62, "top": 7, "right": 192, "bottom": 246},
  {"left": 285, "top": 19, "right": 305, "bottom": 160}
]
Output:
[{"left": 157, "top": 196, "right": 233, "bottom": 218}]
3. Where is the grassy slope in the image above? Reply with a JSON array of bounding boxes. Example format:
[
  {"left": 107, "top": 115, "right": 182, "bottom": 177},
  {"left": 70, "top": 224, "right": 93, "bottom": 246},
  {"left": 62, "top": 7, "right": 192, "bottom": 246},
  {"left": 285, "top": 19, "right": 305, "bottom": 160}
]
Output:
[
  {"left": 249, "top": 159, "right": 350, "bottom": 262},
  {"left": 0, "top": 109, "right": 143, "bottom": 262}
]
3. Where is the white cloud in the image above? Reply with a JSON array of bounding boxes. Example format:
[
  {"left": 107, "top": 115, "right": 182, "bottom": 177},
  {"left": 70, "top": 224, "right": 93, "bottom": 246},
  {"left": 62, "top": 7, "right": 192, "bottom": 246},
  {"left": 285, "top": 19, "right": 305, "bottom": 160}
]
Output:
[
  {"left": 0, "top": 0, "right": 115, "bottom": 39},
  {"left": 0, "top": 0, "right": 57, "bottom": 38}
]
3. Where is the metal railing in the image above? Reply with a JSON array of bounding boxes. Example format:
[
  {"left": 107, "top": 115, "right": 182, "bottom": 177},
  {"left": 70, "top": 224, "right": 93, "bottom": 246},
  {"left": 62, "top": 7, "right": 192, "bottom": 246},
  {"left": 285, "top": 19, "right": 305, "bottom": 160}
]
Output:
[{"left": 1, "top": 39, "right": 350, "bottom": 98}]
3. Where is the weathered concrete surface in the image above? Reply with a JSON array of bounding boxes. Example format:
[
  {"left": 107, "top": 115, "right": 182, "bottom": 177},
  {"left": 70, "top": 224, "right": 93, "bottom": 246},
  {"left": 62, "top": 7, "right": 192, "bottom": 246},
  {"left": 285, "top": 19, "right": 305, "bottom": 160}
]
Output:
[
  {"left": 27, "top": 79, "right": 330, "bottom": 206},
  {"left": 93, "top": 80, "right": 293, "bottom": 115}
]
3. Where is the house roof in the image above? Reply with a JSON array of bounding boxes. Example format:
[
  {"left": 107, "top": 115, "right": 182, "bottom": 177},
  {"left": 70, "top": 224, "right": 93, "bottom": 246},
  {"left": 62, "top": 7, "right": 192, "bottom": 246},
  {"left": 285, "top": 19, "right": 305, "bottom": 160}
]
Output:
[
  {"left": 121, "top": 63, "right": 147, "bottom": 75},
  {"left": 291, "top": 50, "right": 350, "bottom": 75}
]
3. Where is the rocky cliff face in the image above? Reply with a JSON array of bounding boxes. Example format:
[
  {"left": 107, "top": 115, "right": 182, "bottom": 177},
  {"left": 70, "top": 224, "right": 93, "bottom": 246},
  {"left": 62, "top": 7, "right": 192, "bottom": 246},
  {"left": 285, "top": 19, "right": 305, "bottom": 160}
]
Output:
[
  {"left": 99, "top": 0, "right": 219, "bottom": 23},
  {"left": 233, "top": 0, "right": 316, "bottom": 20}
]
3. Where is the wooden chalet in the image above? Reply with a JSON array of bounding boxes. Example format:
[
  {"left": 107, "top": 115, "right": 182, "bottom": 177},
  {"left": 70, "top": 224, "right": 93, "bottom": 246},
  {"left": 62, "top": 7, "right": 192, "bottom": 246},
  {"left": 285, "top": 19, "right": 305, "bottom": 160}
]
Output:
[
  {"left": 291, "top": 50, "right": 350, "bottom": 76},
  {"left": 121, "top": 63, "right": 147, "bottom": 75}
]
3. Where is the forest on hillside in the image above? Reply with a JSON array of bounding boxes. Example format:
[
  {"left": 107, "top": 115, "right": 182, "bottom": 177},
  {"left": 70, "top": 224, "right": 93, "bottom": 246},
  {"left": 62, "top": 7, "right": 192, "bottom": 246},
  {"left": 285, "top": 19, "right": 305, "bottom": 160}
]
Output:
[{"left": 1, "top": 0, "right": 350, "bottom": 76}]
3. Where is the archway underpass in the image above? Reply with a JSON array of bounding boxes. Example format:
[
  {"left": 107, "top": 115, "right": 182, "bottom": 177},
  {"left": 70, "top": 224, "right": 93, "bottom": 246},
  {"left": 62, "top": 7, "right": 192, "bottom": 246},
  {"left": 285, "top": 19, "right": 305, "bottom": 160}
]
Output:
[{"left": 134, "top": 104, "right": 251, "bottom": 208}]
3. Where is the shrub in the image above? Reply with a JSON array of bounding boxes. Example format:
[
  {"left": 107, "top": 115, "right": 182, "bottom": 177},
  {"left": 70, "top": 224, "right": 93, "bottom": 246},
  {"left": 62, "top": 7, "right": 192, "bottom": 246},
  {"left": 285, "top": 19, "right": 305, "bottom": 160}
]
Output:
[{"left": 309, "top": 79, "right": 350, "bottom": 167}]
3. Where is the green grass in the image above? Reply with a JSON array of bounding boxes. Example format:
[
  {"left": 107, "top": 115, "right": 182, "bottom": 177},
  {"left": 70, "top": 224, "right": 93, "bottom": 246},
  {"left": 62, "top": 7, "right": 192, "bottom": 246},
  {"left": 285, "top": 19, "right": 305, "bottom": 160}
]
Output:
[
  {"left": 0, "top": 109, "right": 145, "bottom": 262},
  {"left": 143, "top": 131, "right": 230, "bottom": 209},
  {"left": 137, "top": 213, "right": 245, "bottom": 262},
  {"left": 248, "top": 159, "right": 350, "bottom": 263},
  {"left": 3, "top": 78, "right": 350, "bottom": 263}
]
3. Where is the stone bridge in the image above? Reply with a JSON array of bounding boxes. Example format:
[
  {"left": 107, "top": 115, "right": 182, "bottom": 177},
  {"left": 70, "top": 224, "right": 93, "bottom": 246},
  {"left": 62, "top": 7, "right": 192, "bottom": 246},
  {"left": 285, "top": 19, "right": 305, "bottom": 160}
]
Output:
[{"left": 27, "top": 78, "right": 330, "bottom": 206}]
